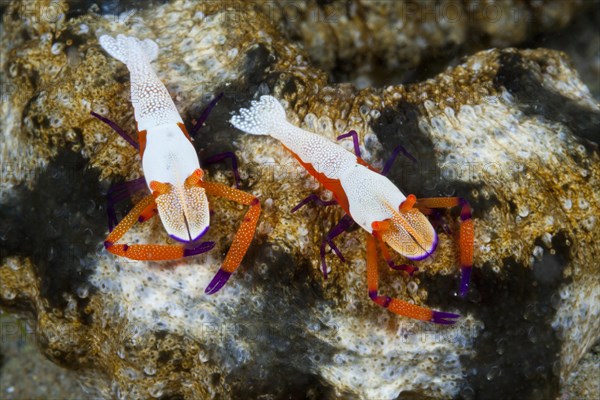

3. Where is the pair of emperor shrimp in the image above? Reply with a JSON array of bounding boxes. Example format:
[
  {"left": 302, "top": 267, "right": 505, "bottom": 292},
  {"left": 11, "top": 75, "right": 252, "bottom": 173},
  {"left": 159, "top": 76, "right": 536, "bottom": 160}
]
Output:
[
  {"left": 91, "top": 35, "right": 473, "bottom": 325},
  {"left": 91, "top": 35, "right": 260, "bottom": 294},
  {"left": 230, "top": 96, "right": 474, "bottom": 325}
]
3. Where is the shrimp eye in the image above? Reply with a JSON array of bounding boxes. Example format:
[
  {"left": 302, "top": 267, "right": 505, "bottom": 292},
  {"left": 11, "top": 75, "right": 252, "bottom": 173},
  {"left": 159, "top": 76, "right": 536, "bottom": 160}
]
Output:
[
  {"left": 399, "top": 194, "right": 416, "bottom": 213},
  {"left": 185, "top": 168, "right": 204, "bottom": 187}
]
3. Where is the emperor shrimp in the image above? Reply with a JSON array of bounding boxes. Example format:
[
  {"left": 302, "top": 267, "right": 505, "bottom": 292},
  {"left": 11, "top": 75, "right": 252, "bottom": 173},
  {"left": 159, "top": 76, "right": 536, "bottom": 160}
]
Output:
[
  {"left": 230, "top": 95, "right": 474, "bottom": 324},
  {"left": 91, "top": 35, "right": 260, "bottom": 294}
]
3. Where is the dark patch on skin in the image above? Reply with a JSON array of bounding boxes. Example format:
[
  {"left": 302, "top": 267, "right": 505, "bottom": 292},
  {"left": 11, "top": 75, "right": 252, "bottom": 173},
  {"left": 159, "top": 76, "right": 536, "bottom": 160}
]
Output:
[
  {"left": 28, "top": 69, "right": 40, "bottom": 89},
  {"left": 279, "top": 74, "right": 302, "bottom": 98},
  {"left": 181, "top": 44, "right": 277, "bottom": 187},
  {"left": 210, "top": 372, "right": 221, "bottom": 386},
  {"left": 316, "top": 0, "right": 335, "bottom": 7},
  {"left": 494, "top": 52, "right": 600, "bottom": 146},
  {"left": 155, "top": 330, "right": 168, "bottom": 340},
  {"left": 53, "top": 28, "right": 87, "bottom": 50},
  {"left": 158, "top": 396, "right": 184, "bottom": 400},
  {"left": 113, "top": 71, "right": 129, "bottom": 85},
  {"left": 370, "top": 102, "right": 499, "bottom": 219},
  {"left": 422, "top": 235, "right": 572, "bottom": 399},
  {"left": 182, "top": 91, "right": 249, "bottom": 187},
  {"left": 0, "top": 149, "right": 106, "bottom": 323},
  {"left": 157, "top": 350, "right": 172, "bottom": 364},
  {"left": 226, "top": 242, "right": 336, "bottom": 400},
  {"left": 371, "top": 102, "right": 443, "bottom": 196},
  {"left": 244, "top": 44, "right": 277, "bottom": 87}
]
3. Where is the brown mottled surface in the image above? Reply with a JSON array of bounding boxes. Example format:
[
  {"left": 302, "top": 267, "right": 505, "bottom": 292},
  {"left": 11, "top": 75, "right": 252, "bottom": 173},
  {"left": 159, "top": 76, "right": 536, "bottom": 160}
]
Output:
[{"left": 1, "top": 0, "right": 599, "bottom": 399}]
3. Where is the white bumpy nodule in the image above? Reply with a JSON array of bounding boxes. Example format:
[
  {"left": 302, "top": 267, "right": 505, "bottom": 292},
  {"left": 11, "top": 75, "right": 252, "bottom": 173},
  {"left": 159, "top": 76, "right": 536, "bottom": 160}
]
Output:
[
  {"left": 98, "top": 34, "right": 183, "bottom": 130},
  {"left": 98, "top": 34, "right": 159, "bottom": 66},
  {"left": 230, "top": 95, "right": 287, "bottom": 135}
]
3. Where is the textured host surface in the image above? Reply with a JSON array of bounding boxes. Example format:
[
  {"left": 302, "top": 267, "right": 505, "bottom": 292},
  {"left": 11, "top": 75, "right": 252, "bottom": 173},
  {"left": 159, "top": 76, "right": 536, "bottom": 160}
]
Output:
[{"left": 1, "top": 0, "right": 599, "bottom": 399}]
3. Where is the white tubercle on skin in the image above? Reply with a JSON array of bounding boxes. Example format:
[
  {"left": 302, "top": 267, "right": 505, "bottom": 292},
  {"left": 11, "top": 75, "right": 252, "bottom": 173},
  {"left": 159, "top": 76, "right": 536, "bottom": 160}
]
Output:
[
  {"left": 230, "top": 95, "right": 356, "bottom": 180},
  {"left": 99, "top": 34, "right": 183, "bottom": 131}
]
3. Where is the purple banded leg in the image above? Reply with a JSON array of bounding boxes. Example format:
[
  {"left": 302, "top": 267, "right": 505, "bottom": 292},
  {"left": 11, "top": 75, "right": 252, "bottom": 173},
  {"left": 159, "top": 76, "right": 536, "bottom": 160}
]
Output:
[
  {"left": 366, "top": 233, "right": 459, "bottom": 324},
  {"left": 90, "top": 111, "right": 139, "bottom": 149},
  {"left": 415, "top": 197, "right": 475, "bottom": 298},
  {"left": 320, "top": 214, "right": 354, "bottom": 279},
  {"left": 106, "top": 177, "right": 147, "bottom": 231},
  {"left": 458, "top": 198, "right": 474, "bottom": 297},
  {"left": 337, "top": 130, "right": 361, "bottom": 157},
  {"left": 291, "top": 194, "right": 337, "bottom": 213},
  {"left": 202, "top": 152, "right": 241, "bottom": 188},
  {"left": 380, "top": 144, "right": 417, "bottom": 176},
  {"left": 190, "top": 92, "right": 224, "bottom": 138}
]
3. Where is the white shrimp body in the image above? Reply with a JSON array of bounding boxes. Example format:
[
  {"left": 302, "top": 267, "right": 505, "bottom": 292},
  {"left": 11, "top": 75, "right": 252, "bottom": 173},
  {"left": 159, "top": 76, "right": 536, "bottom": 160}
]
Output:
[
  {"left": 99, "top": 35, "right": 209, "bottom": 242},
  {"left": 231, "top": 95, "right": 437, "bottom": 260}
]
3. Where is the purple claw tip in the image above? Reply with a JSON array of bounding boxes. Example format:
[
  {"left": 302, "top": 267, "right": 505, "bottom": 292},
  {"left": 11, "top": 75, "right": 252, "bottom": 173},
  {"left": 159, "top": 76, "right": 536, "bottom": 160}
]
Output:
[
  {"left": 183, "top": 241, "right": 215, "bottom": 257},
  {"left": 104, "top": 240, "right": 113, "bottom": 249},
  {"left": 205, "top": 269, "right": 232, "bottom": 295},
  {"left": 431, "top": 311, "right": 460, "bottom": 325},
  {"left": 189, "top": 226, "right": 210, "bottom": 242},
  {"left": 460, "top": 267, "right": 472, "bottom": 297}
]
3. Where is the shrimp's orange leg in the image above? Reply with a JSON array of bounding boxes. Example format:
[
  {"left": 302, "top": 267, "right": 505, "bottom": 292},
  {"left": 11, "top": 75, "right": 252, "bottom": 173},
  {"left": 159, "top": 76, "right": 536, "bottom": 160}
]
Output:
[
  {"left": 199, "top": 180, "right": 261, "bottom": 294},
  {"left": 138, "top": 201, "right": 158, "bottom": 223},
  {"left": 415, "top": 196, "right": 474, "bottom": 297},
  {"left": 366, "top": 233, "right": 459, "bottom": 325},
  {"left": 104, "top": 194, "right": 215, "bottom": 260}
]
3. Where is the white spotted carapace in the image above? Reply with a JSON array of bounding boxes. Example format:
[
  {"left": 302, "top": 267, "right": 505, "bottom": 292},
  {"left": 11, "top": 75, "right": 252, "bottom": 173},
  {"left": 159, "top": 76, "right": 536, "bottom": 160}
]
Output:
[
  {"left": 99, "top": 34, "right": 209, "bottom": 242},
  {"left": 230, "top": 95, "right": 437, "bottom": 260}
]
